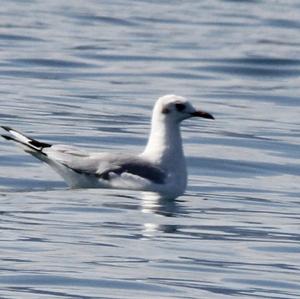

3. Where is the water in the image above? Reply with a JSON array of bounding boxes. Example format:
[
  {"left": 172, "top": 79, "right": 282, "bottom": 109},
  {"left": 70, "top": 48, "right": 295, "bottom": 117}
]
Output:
[{"left": 0, "top": 0, "right": 300, "bottom": 298}]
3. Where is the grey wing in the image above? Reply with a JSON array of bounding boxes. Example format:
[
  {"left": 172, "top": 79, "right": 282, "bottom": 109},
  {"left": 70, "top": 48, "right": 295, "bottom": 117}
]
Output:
[
  {"left": 43, "top": 145, "right": 100, "bottom": 174},
  {"left": 44, "top": 147, "right": 166, "bottom": 184},
  {"left": 98, "top": 158, "right": 166, "bottom": 184}
]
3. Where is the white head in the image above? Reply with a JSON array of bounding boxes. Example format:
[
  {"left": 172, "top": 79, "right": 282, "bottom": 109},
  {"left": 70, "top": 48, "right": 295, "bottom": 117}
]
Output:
[{"left": 153, "top": 94, "right": 214, "bottom": 124}]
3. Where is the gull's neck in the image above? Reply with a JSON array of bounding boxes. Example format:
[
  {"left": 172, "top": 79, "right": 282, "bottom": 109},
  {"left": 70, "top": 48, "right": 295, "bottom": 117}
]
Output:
[{"left": 141, "top": 114, "right": 185, "bottom": 167}]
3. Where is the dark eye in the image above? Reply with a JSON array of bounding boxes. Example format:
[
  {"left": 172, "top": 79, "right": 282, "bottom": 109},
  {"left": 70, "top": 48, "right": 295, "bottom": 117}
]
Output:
[{"left": 175, "top": 103, "right": 186, "bottom": 111}]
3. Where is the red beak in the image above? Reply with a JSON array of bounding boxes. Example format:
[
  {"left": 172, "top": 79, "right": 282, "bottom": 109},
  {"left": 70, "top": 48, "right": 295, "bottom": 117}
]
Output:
[{"left": 191, "top": 110, "right": 214, "bottom": 120}]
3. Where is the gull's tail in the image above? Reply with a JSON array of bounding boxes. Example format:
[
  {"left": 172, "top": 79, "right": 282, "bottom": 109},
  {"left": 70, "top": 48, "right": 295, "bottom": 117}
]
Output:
[
  {"left": 1, "top": 126, "right": 52, "bottom": 160},
  {"left": 1, "top": 126, "right": 94, "bottom": 188}
]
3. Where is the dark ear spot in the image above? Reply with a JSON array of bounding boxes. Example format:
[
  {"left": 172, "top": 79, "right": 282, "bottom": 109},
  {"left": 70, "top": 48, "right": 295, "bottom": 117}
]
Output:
[
  {"left": 162, "top": 107, "right": 170, "bottom": 114},
  {"left": 175, "top": 103, "right": 186, "bottom": 111}
]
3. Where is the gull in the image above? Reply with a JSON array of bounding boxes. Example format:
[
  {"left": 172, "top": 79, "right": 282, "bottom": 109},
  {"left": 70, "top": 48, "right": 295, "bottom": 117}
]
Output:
[{"left": 1, "top": 95, "right": 214, "bottom": 198}]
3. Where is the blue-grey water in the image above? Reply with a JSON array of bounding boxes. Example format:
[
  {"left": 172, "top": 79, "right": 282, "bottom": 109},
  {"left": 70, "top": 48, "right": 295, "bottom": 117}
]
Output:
[{"left": 0, "top": 0, "right": 300, "bottom": 298}]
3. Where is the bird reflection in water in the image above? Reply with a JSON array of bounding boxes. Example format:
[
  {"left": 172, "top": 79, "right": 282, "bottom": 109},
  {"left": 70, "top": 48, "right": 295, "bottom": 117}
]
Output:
[
  {"left": 141, "top": 191, "right": 181, "bottom": 217},
  {"left": 140, "top": 192, "right": 187, "bottom": 238}
]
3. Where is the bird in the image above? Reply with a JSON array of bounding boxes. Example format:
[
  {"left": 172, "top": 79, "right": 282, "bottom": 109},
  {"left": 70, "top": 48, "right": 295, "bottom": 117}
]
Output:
[{"left": 1, "top": 95, "right": 214, "bottom": 198}]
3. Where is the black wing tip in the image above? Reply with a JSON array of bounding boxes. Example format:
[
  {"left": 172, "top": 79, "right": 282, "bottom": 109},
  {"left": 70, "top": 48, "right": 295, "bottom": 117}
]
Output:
[
  {"left": 1, "top": 126, "right": 51, "bottom": 148},
  {"left": 1, "top": 126, "right": 52, "bottom": 154},
  {"left": 1, "top": 134, "right": 14, "bottom": 141},
  {"left": 1, "top": 126, "right": 13, "bottom": 132},
  {"left": 29, "top": 139, "right": 52, "bottom": 149}
]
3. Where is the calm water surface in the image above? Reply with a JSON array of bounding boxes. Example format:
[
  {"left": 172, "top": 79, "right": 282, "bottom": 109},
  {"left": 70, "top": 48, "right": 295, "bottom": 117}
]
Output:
[{"left": 0, "top": 0, "right": 300, "bottom": 298}]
